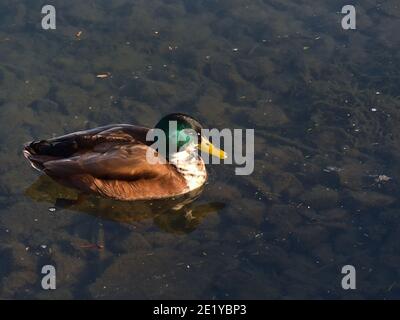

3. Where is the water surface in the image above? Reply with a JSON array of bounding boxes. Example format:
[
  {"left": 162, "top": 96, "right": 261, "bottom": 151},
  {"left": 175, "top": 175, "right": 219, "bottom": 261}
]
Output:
[{"left": 0, "top": 0, "right": 400, "bottom": 299}]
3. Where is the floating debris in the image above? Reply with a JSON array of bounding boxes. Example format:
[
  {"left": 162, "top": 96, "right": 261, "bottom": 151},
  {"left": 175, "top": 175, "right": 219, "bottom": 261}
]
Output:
[
  {"left": 96, "top": 72, "right": 111, "bottom": 79},
  {"left": 323, "top": 166, "right": 343, "bottom": 173},
  {"left": 374, "top": 175, "right": 392, "bottom": 183},
  {"left": 77, "top": 243, "right": 104, "bottom": 250}
]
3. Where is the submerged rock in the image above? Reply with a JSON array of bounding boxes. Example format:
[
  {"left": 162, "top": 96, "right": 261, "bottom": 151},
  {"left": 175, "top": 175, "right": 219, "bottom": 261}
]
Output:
[
  {"left": 88, "top": 249, "right": 219, "bottom": 299},
  {"left": 300, "top": 185, "right": 339, "bottom": 210},
  {"left": 348, "top": 190, "right": 396, "bottom": 208},
  {"left": 28, "top": 99, "right": 60, "bottom": 113}
]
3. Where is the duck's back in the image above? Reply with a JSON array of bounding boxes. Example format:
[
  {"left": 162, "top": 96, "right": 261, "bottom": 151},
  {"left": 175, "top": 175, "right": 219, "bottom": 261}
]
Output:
[{"left": 23, "top": 124, "right": 149, "bottom": 171}]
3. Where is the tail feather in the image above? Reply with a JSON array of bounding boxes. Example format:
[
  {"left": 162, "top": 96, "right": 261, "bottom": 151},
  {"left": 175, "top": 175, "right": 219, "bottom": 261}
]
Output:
[
  {"left": 23, "top": 144, "right": 45, "bottom": 171},
  {"left": 23, "top": 139, "right": 77, "bottom": 171},
  {"left": 27, "top": 139, "right": 78, "bottom": 157}
]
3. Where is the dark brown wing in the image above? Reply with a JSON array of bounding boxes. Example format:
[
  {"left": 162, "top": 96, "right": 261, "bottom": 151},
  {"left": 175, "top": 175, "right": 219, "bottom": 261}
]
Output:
[
  {"left": 42, "top": 144, "right": 159, "bottom": 178},
  {"left": 24, "top": 124, "right": 149, "bottom": 160},
  {"left": 56, "top": 124, "right": 150, "bottom": 148}
]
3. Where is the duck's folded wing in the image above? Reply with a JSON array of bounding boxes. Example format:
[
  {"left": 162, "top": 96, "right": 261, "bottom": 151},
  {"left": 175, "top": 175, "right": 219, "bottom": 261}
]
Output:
[
  {"left": 43, "top": 144, "right": 169, "bottom": 180},
  {"left": 31, "top": 125, "right": 149, "bottom": 156},
  {"left": 24, "top": 124, "right": 150, "bottom": 170}
]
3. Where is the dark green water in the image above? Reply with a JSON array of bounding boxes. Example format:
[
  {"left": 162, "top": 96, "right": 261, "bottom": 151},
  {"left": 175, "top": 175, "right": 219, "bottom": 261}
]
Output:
[{"left": 1, "top": 0, "right": 400, "bottom": 299}]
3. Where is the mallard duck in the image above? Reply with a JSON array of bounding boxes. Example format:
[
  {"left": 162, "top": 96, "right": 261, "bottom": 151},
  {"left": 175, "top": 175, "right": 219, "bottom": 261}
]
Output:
[{"left": 23, "top": 113, "right": 226, "bottom": 201}]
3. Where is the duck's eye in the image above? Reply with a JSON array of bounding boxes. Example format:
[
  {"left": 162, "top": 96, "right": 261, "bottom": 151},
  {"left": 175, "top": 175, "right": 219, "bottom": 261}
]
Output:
[{"left": 182, "top": 129, "right": 197, "bottom": 138}]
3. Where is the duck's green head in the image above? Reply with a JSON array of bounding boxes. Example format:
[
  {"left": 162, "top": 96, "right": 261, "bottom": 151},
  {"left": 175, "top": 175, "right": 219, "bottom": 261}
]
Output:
[{"left": 154, "top": 113, "right": 226, "bottom": 159}]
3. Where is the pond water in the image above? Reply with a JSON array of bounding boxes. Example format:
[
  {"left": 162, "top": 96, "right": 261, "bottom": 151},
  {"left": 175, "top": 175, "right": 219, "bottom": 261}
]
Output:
[{"left": 0, "top": 0, "right": 400, "bottom": 299}]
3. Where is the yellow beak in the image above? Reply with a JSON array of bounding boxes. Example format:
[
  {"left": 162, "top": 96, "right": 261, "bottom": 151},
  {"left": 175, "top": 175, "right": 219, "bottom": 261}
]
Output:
[{"left": 198, "top": 136, "right": 227, "bottom": 159}]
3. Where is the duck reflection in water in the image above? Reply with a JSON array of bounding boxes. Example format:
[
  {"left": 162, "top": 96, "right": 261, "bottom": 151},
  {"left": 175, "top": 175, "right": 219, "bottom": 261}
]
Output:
[{"left": 25, "top": 175, "right": 225, "bottom": 234}]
